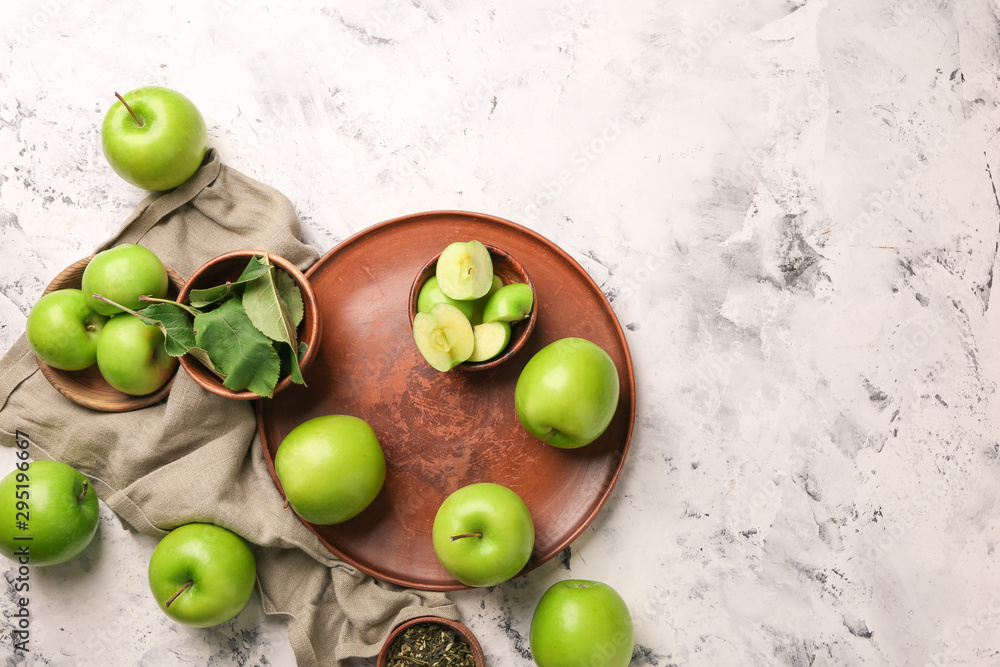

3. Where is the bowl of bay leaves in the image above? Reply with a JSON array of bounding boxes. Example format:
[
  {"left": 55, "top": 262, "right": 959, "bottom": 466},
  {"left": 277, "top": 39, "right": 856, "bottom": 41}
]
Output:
[
  {"left": 377, "top": 616, "right": 484, "bottom": 667},
  {"left": 176, "top": 250, "right": 321, "bottom": 400}
]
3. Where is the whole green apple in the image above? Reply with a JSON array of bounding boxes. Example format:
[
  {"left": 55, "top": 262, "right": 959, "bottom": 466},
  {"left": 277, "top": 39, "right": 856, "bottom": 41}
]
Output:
[
  {"left": 95, "top": 313, "right": 177, "bottom": 395},
  {"left": 0, "top": 460, "right": 99, "bottom": 567},
  {"left": 515, "top": 337, "right": 620, "bottom": 448},
  {"left": 25, "top": 289, "right": 108, "bottom": 370},
  {"left": 275, "top": 415, "right": 386, "bottom": 525},
  {"left": 431, "top": 482, "right": 534, "bottom": 587},
  {"left": 101, "top": 86, "right": 208, "bottom": 191},
  {"left": 530, "top": 579, "right": 634, "bottom": 667},
  {"left": 82, "top": 243, "right": 169, "bottom": 317},
  {"left": 147, "top": 523, "right": 256, "bottom": 628}
]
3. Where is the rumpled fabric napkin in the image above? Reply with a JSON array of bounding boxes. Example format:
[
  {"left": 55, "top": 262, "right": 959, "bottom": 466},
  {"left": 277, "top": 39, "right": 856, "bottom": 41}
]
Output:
[{"left": 0, "top": 149, "right": 458, "bottom": 665}]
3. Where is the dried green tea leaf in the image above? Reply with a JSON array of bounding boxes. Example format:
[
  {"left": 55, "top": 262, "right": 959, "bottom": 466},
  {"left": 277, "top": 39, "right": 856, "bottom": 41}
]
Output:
[
  {"left": 194, "top": 298, "right": 281, "bottom": 397},
  {"left": 242, "top": 262, "right": 303, "bottom": 383},
  {"left": 386, "top": 623, "right": 475, "bottom": 667},
  {"left": 134, "top": 302, "right": 196, "bottom": 358},
  {"left": 187, "top": 255, "right": 272, "bottom": 308}
]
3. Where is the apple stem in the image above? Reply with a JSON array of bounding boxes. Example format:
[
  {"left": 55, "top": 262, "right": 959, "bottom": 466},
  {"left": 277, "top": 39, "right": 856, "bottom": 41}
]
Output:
[
  {"left": 91, "top": 293, "right": 144, "bottom": 319},
  {"left": 449, "top": 533, "right": 483, "bottom": 541},
  {"left": 543, "top": 429, "right": 555, "bottom": 445},
  {"left": 77, "top": 479, "right": 89, "bottom": 502},
  {"left": 283, "top": 499, "right": 290, "bottom": 511},
  {"left": 138, "top": 295, "right": 201, "bottom": 317},
  {"left": 115, "top": 92, "right": 144, "bottom": 127},
  {"left": 165, "top": 580, "right": 194, "bottom": 608}
]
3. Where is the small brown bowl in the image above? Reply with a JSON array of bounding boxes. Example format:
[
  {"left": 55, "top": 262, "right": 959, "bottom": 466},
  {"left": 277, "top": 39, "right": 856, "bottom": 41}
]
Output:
[
  {"left": 176, "top": 250, "right": 321, "bottom": 400},
  {"left": 408, "top": 243, "right": 535, "bottom": 371},
  {"left": 34, "top": 254, "right": 185, "bottom": 412},
  {"left": 377, "top": 616, "right": 485, "bottom": 667}
]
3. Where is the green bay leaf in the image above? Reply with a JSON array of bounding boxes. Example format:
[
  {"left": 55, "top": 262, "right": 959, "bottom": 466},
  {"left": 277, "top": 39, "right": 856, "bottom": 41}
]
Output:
[
  {"left": 194, "top": 298, "right": 281, "bottom": 397},
  {"left": 242, "top": 263, "right": 304, "bottom": 384},
  {"left": 187, "top": 255, "right": 273, "bottom": 308},
  {"left": 135, "top": 302, "right": 196, "bottom": 358}
]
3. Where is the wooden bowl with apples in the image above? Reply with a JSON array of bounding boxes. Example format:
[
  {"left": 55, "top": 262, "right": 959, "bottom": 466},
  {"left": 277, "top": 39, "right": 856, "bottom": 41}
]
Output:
[
  {"left": 29, "top": 251, "right": 185, "bottom": 413},
  {"left": 408, "top": 241, "right": 536, "bottom": 372}
]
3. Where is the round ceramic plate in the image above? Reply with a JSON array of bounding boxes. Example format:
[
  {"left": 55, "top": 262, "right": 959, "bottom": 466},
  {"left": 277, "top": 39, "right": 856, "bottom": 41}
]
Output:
[{"left": 257, "top": 211, "right": 635, "bottom": 590}]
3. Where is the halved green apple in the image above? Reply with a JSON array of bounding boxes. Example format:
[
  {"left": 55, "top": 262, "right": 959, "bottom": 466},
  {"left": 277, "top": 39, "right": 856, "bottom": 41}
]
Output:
[
  {"left": 469, "top": 275, "right": 505, "bottom": 326},
  {"left": 482, "top": 283, "right": 534, "bottom": 323},
  {"left": 436, "top": 240, "right": 493, "bottom": 301},
  {"left": 413, "top": 303, "right": 475, "bottom": 371},
  {"left": 468, "top": 321, "right": 512, "bottom": 362}
]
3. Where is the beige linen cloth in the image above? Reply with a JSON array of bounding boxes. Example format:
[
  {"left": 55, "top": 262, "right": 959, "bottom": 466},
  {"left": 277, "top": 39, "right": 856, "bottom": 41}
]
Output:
[{"left": 0, "top": 149, "right": 457, "bottom": 664}]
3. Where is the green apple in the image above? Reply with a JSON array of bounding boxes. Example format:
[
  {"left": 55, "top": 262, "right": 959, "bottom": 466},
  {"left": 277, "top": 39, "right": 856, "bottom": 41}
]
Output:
[
  {"left": 95, "top": 313, "right": 177, "bottom": 395},
  {"left": 0, "top": 460, "right": 99, "bottom": 567},
  {"left": 275, "top": 415, "right": 385, "bottom": 525},
  {"left": 529, "top": 579, "right": 634, "bottom": 667},
  {"left": 436, "top": 240, "right": 494, "bottom": 300},
  {"left": 147, "top": 523, "right": 256, "bottom": 628},
  {"left": 431, "top": 482, "right": 534, "bottom": 587},
  {"left": 82, "top": 243, "right": 169, "bottom": 316},
  {"left": 417, "top": 276, "right": 478, "bottom": 321},
  {"left": 101, "top": 86, "right": 208, "bottom": 191},
  {"left": 482, "top": 283, "right": 533, "bottom": 323},
  {"left": 413, "top": 303, "right": 475, "bottom": 371},
  {"left": 514, "top": 337, "right": 620, "bottom": 448},
  {"left": 25, "top": 289, "right": 108, "bottom": 370},
  {"left": 468, "top": 321, "right": 511, "bottom": 362}
]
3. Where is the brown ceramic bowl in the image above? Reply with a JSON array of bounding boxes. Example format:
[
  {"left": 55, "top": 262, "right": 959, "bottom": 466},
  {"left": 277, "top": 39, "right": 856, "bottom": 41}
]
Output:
[
  {"left": 176, "top": 250, "right": 321, "bottom": 400},
  {"left": 377, "top": 616, "right": 485, "bottom": 667},
  {"left": 408, "top": 243, "right": 536, "bottom": 371},
  {"left": 33, "top": 254, "right": 185, "bottom": 412}
]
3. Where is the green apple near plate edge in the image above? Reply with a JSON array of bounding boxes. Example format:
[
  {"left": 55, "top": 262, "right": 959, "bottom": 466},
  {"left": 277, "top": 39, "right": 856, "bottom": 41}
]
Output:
[
  {"left": 96, "top": 313, "right": 177, "bottom": 396},
  {"left": 530, "top": 579, "right": 635, "bottom": 667},
  {"left": 147, "top": 523, "right": 256, "bottom": 628},
  {"left": 0, "top": 460, "right": 99, "bottom": 567},
  {"left": 26, "top": 288, "right": 108, "bottom": 370},
  {"left": 101, "top": 86, "right": 208, "bottom": 192},
  {"left": 515, "top": 337, "right": 620, "bottom": 448},
  {"left": 82, "top": 243, "right": 169, "bottom": 317},
  {"left": 431, "top": 482, "right": 534, "bottom": 587},
  {"left": 275, "top": 415, "right": 386, "bottom": 525}
]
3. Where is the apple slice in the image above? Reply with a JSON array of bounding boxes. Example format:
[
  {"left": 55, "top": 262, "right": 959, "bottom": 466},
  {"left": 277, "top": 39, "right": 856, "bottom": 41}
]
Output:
[
  {"left": 468, "top": 321, "right": 512, "bottom": 362},
  {"left": 482, "top": 283, "right": 534, "bottom": 323},
  {"left": 413, "top": 303, "right": 475, "bottom": 371},
  {"left": 436, "top": 240, "right": 494, "bottom": 301},
  {"left": 417, "top": 276, "right": 478, "bottom": 321}
]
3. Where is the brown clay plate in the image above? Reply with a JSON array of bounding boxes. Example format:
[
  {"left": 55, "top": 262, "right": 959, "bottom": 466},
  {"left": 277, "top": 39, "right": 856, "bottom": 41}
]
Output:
[{"left": 257, "top": 211, "right": 636, "bottom": 590}]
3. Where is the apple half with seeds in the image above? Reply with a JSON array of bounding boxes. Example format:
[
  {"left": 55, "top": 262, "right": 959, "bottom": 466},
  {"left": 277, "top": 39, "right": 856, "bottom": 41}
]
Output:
[
  {"left": 413, "top": 303, "right": 475, "bottom": 371},
  {"left": 436, "top": 240, "right": 494, "bottom": 301}
]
